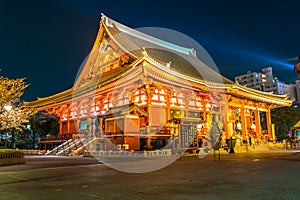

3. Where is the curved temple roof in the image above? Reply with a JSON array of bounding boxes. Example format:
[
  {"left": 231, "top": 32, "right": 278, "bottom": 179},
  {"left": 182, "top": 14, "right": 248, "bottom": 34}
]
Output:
[
  {"left": 24, "top": 14, "right": 293, "bottom": 108},
  {"left": 101, "top": 14, "right": 233, "bottom": 85}
]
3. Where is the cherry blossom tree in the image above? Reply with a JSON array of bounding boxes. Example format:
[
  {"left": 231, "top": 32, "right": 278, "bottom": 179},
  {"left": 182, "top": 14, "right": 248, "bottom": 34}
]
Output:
[{"left": 0, "top": 74, "right": 35, "bottom": 148}]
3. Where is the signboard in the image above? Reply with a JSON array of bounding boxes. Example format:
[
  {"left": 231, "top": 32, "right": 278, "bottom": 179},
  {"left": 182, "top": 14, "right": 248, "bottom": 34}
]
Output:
[{"left": 180, "top": 125, "right": 197, "bottom": 148}]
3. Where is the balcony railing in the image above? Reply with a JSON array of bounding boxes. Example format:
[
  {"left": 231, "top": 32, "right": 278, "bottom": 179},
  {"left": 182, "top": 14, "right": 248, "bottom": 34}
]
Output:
[{"left": 39, "top": 133, "right": 73, "bottom": 142}]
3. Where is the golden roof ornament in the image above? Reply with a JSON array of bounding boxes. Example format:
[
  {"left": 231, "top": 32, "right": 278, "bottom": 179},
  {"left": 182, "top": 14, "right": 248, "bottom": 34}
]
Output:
[
  {"left": 101, "top": 13, "right": 113, "bottom": 27},
  {"left": 142, "top": 47, "right": 148, "bottom": 56},
  {"left": 165, "top": 61, "right": 171, "bottom": 69}
]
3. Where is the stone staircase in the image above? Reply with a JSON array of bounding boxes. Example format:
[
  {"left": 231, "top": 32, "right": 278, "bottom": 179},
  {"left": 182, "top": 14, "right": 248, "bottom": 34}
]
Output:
[
  {"left": 46, "top": 137, "right": 94, "bottom": 156},
  {"left": 234, "top": 141, "right": 288, "bottom": 153}
]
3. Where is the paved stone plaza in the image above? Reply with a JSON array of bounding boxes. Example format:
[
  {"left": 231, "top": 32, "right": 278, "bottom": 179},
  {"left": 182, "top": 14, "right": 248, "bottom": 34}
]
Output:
[{"left": 1, "top": 150, "right": 300, "bottom": 200}]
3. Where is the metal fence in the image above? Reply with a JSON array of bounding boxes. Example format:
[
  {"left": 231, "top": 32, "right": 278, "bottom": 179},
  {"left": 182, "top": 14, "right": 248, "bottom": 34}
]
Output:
[{"left": 0, "top": 151, "right": 23, "bottom": 159}]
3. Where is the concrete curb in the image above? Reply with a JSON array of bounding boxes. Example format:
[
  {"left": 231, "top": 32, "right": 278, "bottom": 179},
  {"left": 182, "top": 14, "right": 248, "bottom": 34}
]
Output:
[{"left": 0, "top": 158, "right": 25, "bottom": 166}]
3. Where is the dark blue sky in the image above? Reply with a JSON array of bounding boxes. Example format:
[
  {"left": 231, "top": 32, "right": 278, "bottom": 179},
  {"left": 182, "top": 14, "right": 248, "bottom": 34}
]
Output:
[{"left": 0, "top": 0, "right": 299, "bottom": 101}]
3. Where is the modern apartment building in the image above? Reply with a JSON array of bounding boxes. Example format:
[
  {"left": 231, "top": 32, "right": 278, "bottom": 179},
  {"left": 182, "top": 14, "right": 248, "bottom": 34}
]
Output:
[
  {"left": 235, "top": 67, "right": 299, "bottom": 105},
  {"left": 235, "top": 71, "right": 266, "bottom": 90}
]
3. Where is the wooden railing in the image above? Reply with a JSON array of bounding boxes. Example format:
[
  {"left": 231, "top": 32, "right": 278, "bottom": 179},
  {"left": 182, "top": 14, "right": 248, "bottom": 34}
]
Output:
[
  {"left": 39, "top": 133, "right": 73, "bottom": 141},
  {"left": 140, "top": 126, "right": 172, "bottom": 135},
  {"left": 21, "top": 149, "right": 46, "bottom": 155}
]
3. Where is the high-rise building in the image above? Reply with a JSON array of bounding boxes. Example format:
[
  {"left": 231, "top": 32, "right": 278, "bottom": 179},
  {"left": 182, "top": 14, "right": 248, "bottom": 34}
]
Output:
[
  {"left": 235, "top": 67, "right": 298, "bottom": 104},
  {"left": 234, "top": 71, "right": 266, "bottom": 91},
  {"left": 262, "top": 67, "right": 273, "bottom": 84}
]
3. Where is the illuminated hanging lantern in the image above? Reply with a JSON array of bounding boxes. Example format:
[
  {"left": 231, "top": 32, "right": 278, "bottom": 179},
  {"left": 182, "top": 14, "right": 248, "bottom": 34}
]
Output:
[{"left": 236, "top": 122, "right": 242, "bottom": 131}]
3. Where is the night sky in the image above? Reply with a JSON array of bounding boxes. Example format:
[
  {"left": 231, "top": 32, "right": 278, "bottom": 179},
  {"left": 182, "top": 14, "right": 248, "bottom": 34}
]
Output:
[{"left": 0, "top": 0, "right": 299, "bottom": 101}]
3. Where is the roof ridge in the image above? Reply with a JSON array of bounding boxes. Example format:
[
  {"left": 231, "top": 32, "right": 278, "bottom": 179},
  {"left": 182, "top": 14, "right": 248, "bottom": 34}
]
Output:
[
  {"left": 233, "top": 82, "right": 290, "bottom": 100},
  {"left": 101, "top": 13, "right": 195, "bottom": 56}
]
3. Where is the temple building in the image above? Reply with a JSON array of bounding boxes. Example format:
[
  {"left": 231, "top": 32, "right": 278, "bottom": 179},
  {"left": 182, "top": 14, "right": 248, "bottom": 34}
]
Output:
[{"left": 25, "top": 14, "right": 292, "bottom": 153}]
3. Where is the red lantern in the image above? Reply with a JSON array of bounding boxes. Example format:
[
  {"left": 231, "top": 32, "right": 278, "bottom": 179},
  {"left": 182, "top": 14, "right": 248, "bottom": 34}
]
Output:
[{"left": 294, "top": 63, "right": 300, "bottom": 74}]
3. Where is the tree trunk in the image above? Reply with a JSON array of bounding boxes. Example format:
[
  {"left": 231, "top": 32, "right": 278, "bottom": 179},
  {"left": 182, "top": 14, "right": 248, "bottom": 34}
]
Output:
[
  {"left": 31, "top": 130, "right": 36, "bottom": 149},
  {"left": 32, "top": 121, "right": 37, "bottom": 149},
  {"left": 10, "top": 130, "right": 15, "bottom": 149}
]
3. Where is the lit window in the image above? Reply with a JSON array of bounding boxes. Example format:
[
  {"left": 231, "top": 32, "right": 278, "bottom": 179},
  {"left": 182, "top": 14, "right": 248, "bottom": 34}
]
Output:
[
  {"left": 79, "top": 119, "right": 87, "bottom": 130},
  {"left": 171, "top": 97, "right": 177, "bottom": 103},
  {"left": 159, "top": 89, "right": 165, "bottom": 94},
  {"left": 141, "top": 95, "right": 147, "bottom": 101},
  {"left": 152, "top": 94, "right": 159, "bottom": 100},
  {"left": 178, "top": 99, "right": 184, "bottom": 104}
]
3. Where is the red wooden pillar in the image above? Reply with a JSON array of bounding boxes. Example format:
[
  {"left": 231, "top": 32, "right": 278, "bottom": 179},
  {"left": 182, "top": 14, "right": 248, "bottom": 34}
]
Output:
[
  {"left": 99, "top": 118, "right": 103, "bottom": 136},
  {"left": 147, "top": 138, "right": 151, "bottom": 147},
  {"left": 254, "top": 108, "right": 261, "bottom": 140},
  {"left": 240, "top": 106, "right": 247, "bottom": 141},
  {"left": 67, "top": 121, "right": 70, "bottom": 133},
  {"left": 224, "top": 104, "right": 230, "bottom": 139},
  {"left": 266, "top": 109, "right": 272, "bottom": 141},
  {"left": 59, "top": 121, "right": 63, "bottom": 134}
]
